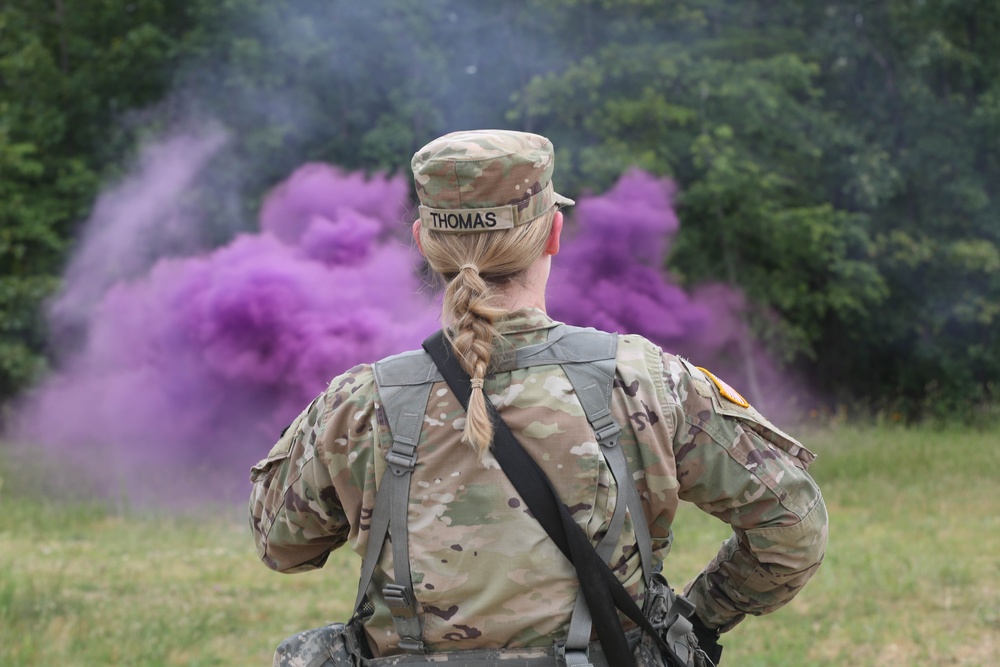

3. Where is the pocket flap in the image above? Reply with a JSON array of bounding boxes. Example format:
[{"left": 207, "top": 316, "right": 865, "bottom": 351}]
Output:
[{"left": 250, "top": 411, "right": 305, "bottom": 482}]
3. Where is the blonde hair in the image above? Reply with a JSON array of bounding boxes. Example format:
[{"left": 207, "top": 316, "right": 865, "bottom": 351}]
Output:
[{"left": 417, "top": 210, "right": 556, "bottom": 458}]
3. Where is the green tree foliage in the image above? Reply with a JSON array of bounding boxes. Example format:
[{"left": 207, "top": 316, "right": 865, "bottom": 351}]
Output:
[
  {"left": 0, "top": 1, "right": 196, "bottom": 405},
  {"left": 804, "top": 1, "right": 1000, "bottom": 415},
  {"left": 514, "top": 0, "right": 999, "bottom": 416}
]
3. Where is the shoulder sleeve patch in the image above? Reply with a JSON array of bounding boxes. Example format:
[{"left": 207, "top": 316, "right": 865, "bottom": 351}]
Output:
[{"left": 696, "top": 366, "right": 751, "bottom": 408}]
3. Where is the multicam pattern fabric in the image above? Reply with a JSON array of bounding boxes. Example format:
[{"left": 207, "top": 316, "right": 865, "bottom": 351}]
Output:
[
  {"left": 411, "top": 130, "right": 575, "bottom": 231},
  {"left": 249, "top": 309, "right": 828, "bottom": 657}
]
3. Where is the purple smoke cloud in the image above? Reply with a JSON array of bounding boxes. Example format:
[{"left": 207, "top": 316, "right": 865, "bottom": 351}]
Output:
[
  {"left": 547, "top": 169, "right": 783, "bottom": 408},
  {"left": 549, "top": 170, "right": 709, "bottom": 341},
  {"left": 9, "top": 136, "right": 791, "bottom": 504},
  {"left": 48, "top": 129, "right": 228, "bottom": 339}
]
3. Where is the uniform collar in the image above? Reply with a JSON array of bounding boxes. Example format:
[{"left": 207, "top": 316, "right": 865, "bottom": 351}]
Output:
[{"left": 495, "top": 308, "right": 559, "bottom": 335}]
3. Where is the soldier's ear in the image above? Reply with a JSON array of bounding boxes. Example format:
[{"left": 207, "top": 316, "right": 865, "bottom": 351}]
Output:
[
  {"left": 412, "top": 219, "right": 425, "bottom": 255},
  {"left": 544, "top": 210, "right": 563, "bottom": 256}
]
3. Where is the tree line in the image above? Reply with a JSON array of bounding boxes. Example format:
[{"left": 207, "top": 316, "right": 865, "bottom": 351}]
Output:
[{"left": 2, "top": 0, "right": 998, "bottom": 420}]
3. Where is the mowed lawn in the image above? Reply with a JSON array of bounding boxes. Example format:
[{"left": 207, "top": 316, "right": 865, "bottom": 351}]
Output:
[{"left": 1, "top": 425, "right": 998, "bottom": 666}]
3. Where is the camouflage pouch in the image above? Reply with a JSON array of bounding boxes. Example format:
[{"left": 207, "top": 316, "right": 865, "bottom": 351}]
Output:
[
  {"left": 633, "top": 575, "right": 715, "bottom": 667},
  {"left": 273, "top": 621, "right": 365, "bottom": 667}
]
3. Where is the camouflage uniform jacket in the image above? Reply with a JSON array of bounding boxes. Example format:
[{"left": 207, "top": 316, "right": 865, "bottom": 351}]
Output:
[{"left": 249, "top": 309, "right": 828, "bottom": 657}]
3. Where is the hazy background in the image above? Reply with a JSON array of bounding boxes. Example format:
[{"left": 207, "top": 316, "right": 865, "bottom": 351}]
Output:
[{"left": 2, "top": 0, "right": 999, "bottom": 501}]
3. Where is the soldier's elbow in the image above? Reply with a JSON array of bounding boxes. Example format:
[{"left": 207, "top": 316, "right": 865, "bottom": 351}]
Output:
[
  {"left": 797, "top": 494, "right": 828, "bottom": 571},
  {"left": 747, "top": 494, "right": 828, "bottom": 574}
]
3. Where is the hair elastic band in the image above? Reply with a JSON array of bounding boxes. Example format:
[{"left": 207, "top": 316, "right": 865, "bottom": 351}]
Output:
[
  {"left": 470, "top": 378, "right": 484, "bottom": 389},
  {"left": 459, "top": 263, "right": 479, "bottom": 274}
]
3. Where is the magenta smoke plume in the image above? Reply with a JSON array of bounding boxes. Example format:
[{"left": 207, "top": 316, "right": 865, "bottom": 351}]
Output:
[
  {"left": 549, "top": 170, "right": 709, "bottom": 340},
  {"left": 10, "top": 140, "right": 781, "bottom": 503},
  {"left": 547, "top": 169, "right": 779, "bottom": 402},
  {"left": 12, "top": 147, "right": 436, "bottom": 501}
]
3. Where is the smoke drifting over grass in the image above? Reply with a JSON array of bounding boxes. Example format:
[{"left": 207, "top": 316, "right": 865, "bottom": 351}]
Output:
[
  {"left": 11, "top": 136, "right": 436, "bottom": 502},
  {"left": 9, "top": 132, "right": 789, "bottom": 504}
]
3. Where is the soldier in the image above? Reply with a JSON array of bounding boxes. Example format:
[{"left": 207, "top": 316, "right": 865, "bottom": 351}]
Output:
[{"left": 249, "top": 129, "right": 828, "bottom": 666}]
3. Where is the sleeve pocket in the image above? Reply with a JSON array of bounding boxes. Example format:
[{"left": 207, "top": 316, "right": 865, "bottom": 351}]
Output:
[
  {"left": 680, "top": 359, "right": 816, "bottom": 469},
  {"left": 249, "top": 411, "right": 305, "bottom": 482}
]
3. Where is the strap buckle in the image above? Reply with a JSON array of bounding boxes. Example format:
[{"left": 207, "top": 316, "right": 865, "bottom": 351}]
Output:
[
  {"left": 397, "top": 637, "right": 426, "bottom": 652},
  {"left": 383, "top": 583, "right": 416, "bottom": 614},
  {"left": 385, "top": 448, "right": 416, "bottom": 472},
  {"left": 554, "top": 640, "right": 593, "bottom": 667},
  {"left": 383, "top": 584, "right": 424, "bottom": 652},
  {"left": 593, "top": 416, "right": 621, "bottom": 447}
]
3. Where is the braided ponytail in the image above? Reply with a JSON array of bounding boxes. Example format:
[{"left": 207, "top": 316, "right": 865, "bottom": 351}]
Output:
[
  {"left": 443, "top": 264, "right": 505, "bottom": 456},
  {"left": 417, "top": 212, "right": 556, "bottom": 458}
]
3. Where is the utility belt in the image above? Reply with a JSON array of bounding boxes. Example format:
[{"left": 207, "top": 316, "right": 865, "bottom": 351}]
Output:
[
  {"left": 273, "top": 574, "right": 711, "bottom": 667},
  {"left": 273, "top": 621, "right": 637, "bottom": 667}
]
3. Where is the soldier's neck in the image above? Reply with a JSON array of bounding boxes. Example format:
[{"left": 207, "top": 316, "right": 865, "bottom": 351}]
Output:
[{"left": 492, "top": 254, "right": 550, "bottom": 313}]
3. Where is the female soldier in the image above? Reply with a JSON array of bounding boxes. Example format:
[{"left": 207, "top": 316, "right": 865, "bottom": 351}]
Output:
[{"left": 249, "top": 130, "right": 828, "bottom": 666}]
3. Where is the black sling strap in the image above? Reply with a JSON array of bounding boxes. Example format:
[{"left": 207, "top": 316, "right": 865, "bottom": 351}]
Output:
[{"left": 423, "top": 330, "right": 686, "bottom": 667}]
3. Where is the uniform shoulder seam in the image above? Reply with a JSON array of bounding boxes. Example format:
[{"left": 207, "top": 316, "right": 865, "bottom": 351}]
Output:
[{"left": 621, "top": 334, "right": 674, "bottom": 410}]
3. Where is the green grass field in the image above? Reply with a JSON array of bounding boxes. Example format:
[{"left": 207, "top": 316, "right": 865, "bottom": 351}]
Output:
[{"left": 2, "top": 425, "right": 998, "bottom": 666}]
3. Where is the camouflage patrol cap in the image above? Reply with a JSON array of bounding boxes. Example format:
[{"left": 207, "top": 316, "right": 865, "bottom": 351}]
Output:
[{"left": 411, "top": 129, "right": 574, "bottom": 234}]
